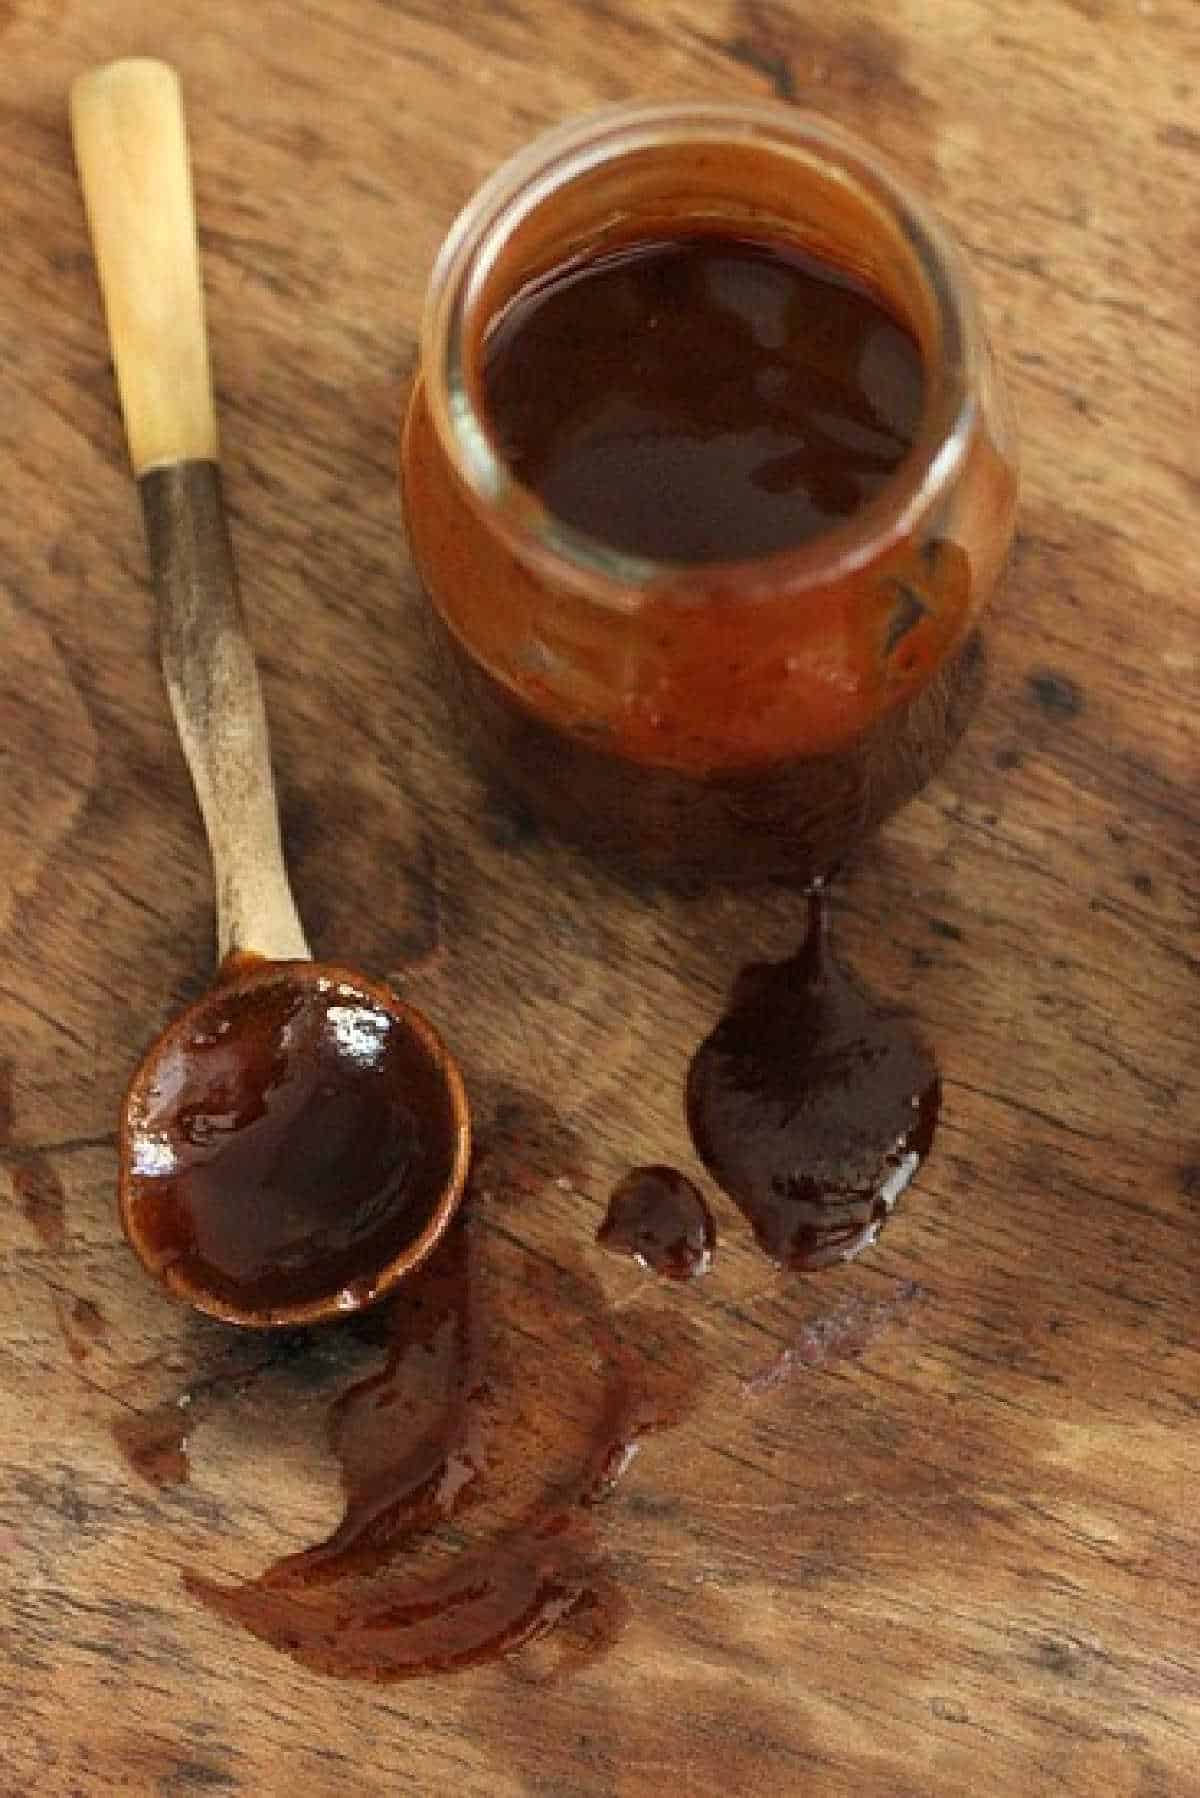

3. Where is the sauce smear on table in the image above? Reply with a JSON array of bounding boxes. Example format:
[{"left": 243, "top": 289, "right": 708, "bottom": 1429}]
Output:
[
  {"left": 184, "top": 1217, "right": 690, "bottom": 1680},
  {"left": 113, "top": 1400, "right": 192, "bottom": 1489}
]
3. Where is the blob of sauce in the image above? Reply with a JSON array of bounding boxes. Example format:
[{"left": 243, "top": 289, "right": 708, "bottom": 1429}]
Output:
[
  {"left": 686, "top": 889, "right": 940, "bottom": 1268},
  {"left": 121, "top": 961, "right": 462, "bottom": 1318},
  {"left": 597, "top": 1165, "right": 715, "bottom": 1280}
]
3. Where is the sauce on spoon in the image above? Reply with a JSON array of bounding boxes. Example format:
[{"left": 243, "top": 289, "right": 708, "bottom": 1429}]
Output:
[{"left": 122, "top": 959, "right": 466, "bottom": 1321}]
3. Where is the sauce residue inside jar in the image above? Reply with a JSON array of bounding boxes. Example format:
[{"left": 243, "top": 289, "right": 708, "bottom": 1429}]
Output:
[
  {"left": 122, "top": 966, "right": 460, "bottom": 1317},
  {"left": 686, "top": 889, "right": 940, "bottom": 1267},
  {"left": 482, "top": 233, "right": 924, "bottom": 562}
]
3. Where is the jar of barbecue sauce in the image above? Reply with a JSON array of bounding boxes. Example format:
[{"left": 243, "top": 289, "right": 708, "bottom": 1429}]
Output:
[{"left": 401, "top": 103, "right": 1017, "bottom": 884}]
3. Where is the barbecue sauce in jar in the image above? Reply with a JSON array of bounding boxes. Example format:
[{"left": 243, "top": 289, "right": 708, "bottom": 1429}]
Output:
[
  {"left": 402, "top": 105, "right": 1016, "bottom": 884},
  {"left": 481, "top": 234, "right": 924, "bottom": 565}
]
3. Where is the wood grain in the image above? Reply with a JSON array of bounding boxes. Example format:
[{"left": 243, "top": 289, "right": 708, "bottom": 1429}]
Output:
[{"left": 1, "top": 0, "right": 1197, "bottom": 1793}]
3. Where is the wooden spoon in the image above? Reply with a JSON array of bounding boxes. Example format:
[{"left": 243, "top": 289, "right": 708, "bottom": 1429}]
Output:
[{"left": 71, "top": 59, "right": 470, "bottom": 1329}]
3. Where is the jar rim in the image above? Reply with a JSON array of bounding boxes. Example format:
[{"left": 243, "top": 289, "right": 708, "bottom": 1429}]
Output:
[{"left": 419, "top": 99, "right": 982, "bottom": 609}]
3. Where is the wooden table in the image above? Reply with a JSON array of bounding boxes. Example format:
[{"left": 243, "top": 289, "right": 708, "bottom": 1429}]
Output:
[{"left": 2, "top": 1, "right": 1196, "bottom": 1791}]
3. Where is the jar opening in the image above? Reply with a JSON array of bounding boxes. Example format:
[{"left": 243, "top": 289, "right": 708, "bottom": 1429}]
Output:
[{"left": 422, "top": 102, "right": 980, "bottom": 607}]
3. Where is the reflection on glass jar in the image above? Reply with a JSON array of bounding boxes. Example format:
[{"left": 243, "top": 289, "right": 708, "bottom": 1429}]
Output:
[{"left": 401, "top": 102, "right": 1017, "bottom": 885}]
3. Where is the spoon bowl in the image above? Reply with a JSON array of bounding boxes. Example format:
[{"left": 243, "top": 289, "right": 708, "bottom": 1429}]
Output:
[{"left": 120, "top": 958, "right": 471, "bottom": 1329}]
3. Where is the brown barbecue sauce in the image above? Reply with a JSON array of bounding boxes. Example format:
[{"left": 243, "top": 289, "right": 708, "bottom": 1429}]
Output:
[
  {"left": 481, "top": 234, "right": 924, "bottom": 563},
  {"left": 405, "top": 226, "right": 989, "bottom": 883},
  {"left": 686, "top": 888, "right": 940, "bottom": 1268},
  {"left": 597, "top": 1164, "right": 716, "bottom": 1280}
]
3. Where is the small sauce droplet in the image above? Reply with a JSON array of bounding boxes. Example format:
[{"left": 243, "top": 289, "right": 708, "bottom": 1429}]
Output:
[
  {"left": 13, "top": 1160, "right": 67, "bottom": 1252},
  {"left": 598, "top": 1166, "right": 715, "bottom": 1280},
  {"left": 71, "top": 1295, "right": 107, "bottom": 1342},
  {"left": 112, "top": 1399, "right": 191, "bottom": 1488},
  {"left": 0, "top": 1064, "right": 14, "bottom": 1144},
  {"left": 686, "top": 889, "right": 940, "bottom": 1268}
]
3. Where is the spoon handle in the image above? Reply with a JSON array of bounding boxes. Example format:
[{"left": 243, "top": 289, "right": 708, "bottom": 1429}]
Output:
[{"left": 71, "top": 59, "right": 309, "bottom": 965}]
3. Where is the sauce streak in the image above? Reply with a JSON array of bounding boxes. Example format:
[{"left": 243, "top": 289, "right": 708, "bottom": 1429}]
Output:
[
  {"left": 185, "top": 1218, "right": 685, "bottom": 1681},
  {"left": 13, "top": 1160, "right": 67, "bottom": 1252},
  {"left": 55, "top": 1292, "right": 108, "bottom": 1365},
  {"left": 598, "top": 1165, "right": 715, "bottom": 1280},
  {"left": 686, "top": 889, "right": 940, "bottom": 1267}
]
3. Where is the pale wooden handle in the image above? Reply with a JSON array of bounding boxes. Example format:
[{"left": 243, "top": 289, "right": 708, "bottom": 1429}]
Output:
[
  {"left": 72, "top": 60, "right": 309, "bottom": 966},
  {"left": 70, "top": 58, "right": 217, "bottom": 474}
]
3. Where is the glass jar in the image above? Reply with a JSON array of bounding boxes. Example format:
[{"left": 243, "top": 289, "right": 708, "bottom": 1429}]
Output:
[{"left": 401, "top": 101, "right": 1017, "bottom": 884}]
